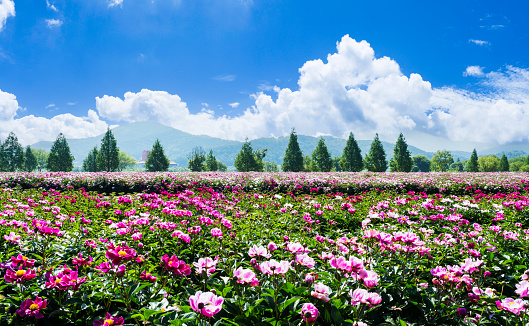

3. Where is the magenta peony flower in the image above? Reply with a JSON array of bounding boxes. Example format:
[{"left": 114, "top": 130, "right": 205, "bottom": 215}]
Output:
[
  {"left": 301, "top": 303, "right": 319, "bottom": 324},
  {"left": 359, "top": 270, "right": 380, "bottom": 288},
  {"left": 161, "top": 254, "right": 191, "bottom": 276},
  {"left": 211, "top": 228, "right": 223, "bottom": 238},
  {"left": 105, "top": 245, "right": 136, "bottom": 265},
  {"left": 189, "top": 291, "right": 224, "bottom": 317},
  {"left": 93, "top": 312, "right": 124, "bottom": 326},
  {"left": 16, "top": 296, "right": 47, "bottom": 319},
  {"left": 140, "top": 270, "right": 157, "bottom": 282},
  {"left": 10, "top": 255, "right": 35, "bottom": 268},
  {"left": 4, "top": 268, "right": 37, "bottom": 284}
]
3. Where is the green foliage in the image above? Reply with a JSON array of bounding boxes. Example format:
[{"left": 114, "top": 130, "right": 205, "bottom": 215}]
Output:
[
  {"left": 234, "top": 140, "right": 267, "bottom": 172},
  {"left": 467, "top": 149, "right": 479, "bottom": 172},
  {"left": 264, "top": 160, "right": 279, "bottom": 172},
  {"left": 364, "top": 134, "right": 387, "bottom": 172},
  {"left": 282, "top": 129, "right": 304, "bottom": 172},
  {"left": 499, "top": 154, "right": 510, "bottom": 172},
  {"left": 47, "top": 133, "right": 74, "bottom": 172},
  {"left": 217, "top": 160, "right": 227, "bottom": 172},
  {"left": 24, "top": 146, "right": 38, "bottom": 172},
  {"left": 478, "top": 155, "right": 500, "bottom": 172},
  {"left": 187, "top": 147, "right": 206, "bottom": 172},
  {"left": 32, "top": 148, "right": 49, "bottom": 172},
  {"left": 332, "top": 156, "right": 342, "bottom": 172},
  {"left": 205, "top": 149, "right": 218, "bottom": 171},
  {"left": 411, "top": 155, "right": 430, "bottom": 172},
  {"left": 118, "top": 151, "right": 137, "bottom": 171},
  {"left": 311, "top": 138, "right": 333, "bottom": 172},
  {"left": 431, "top": 150, "right": 453, "bottom": 172},
  {"left": 449, "top": 158, "right": 464, "bottom": 172},
  {"left": 146, "top": 139, "right": 170, "bottom": 172},
  {"left": 97, "top": 128, "right": 120, "bottom": 172},
  {"left": 339, "top": 132, "right": 363, "bottom": 172},
  {"left": 389, "top": 133, "right": 412, "bottom": 172},
  {"left": 0, "top": 132, "right": 24, "bottom": 172},
  {"left": 83, "top": 147, "right": 99, "bottom": 172},
  {"left": 303, "top": 155, "right": 312, "bottom": 172}
]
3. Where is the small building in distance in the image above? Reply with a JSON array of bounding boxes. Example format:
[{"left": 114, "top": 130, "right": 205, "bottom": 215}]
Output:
[{"left": 137, "top": 150, "right": 177, "bottom": 169}]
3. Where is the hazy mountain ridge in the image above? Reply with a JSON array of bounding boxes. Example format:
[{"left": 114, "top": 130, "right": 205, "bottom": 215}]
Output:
[{"left": 30, "top": 122, "right": 527, "bottom": 167}]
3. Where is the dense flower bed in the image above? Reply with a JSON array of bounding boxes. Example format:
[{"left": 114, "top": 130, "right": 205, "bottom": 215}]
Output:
[{"left": 0, "top": 173, "right": 528, "bottom": 325}]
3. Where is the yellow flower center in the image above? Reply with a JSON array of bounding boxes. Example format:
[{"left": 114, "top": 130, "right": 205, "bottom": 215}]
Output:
[
  {"left": 29, "top": 304, "right": 39, "bottom": 310},
  {"left": 16, "top": 270, "right": 26, "bottom": 277},
  {"left": 168, "top": 261, "right": 173, "bottom": 265},
  {"left": 104, "top": 319, "right": 114, "bottom": 326},
  {"left": 509, "top": 302, "right": 514, "bottom": 305},
  {"left": 22, "top": 256, "right": 28, "bottom": 261},
  {"left": 118, "top": 250, "right": 127, "bottom": 257},
  {"left": 55, "top": 278, "right": 62, "bottom": 284}
]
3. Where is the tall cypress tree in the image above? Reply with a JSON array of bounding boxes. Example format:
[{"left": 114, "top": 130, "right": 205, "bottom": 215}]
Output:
[
  {"left": 24, "top": 146, "right": 37, "bottom": 172},
  {"left": 467, "top": 149, "right": 479, "bottom": 172},
  {"left": 364, "top": 134, "right": 387, "bottom": 172},
  {"left": 282, "top": 129, "right": 304, "bottom": 172},
  {"left": 205, "top": 149, "right": 218, "bottom": 171},
  {"left": 499, "top": 154, "right": 510, "bottom": 172},
  {"left": 97, "top": 128, "right": 119, "bottom": 172},
  {"left": 311, "top": 138, "right": 333, "bottom": 172},
  {"left": 389, "top": 133, "right": 412, "bottom": 172},
  {"left": 83, "top": 147, "right": 99, "bottom": 172},
  {"left": 146, "top": 139, "right": 170, "bottom": 172},
  {"left": 0, "top": 132, "right": 24, "bottom": 172},
  {"left": 47, "top": 133, "right": 74, "bottom": 172},
  {"left": 339, "top": 132, "right": 363, "bottom": 172}
]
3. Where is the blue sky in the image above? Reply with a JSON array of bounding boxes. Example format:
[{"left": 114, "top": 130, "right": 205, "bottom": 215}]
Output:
[{"left": 1, "top": 0, "right": 528, "bottom": 146}]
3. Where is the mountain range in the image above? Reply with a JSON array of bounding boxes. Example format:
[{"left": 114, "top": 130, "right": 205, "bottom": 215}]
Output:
[{"left": 30, "top": 122, "right": 529, "bottom": 168}]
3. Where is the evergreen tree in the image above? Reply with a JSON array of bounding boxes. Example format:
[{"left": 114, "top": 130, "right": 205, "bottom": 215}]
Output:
[
  {"left": 187, "top": 147, "right": 206, "bottom": 172},
  {"left": 24, "top": 146, "right": 37, "bottom": 172},
  {"left": 467, "top": 149, "right": 479, "bottom": 172},
  {"left": 389, "top": 133, "right": 413, "bottom": 172},
  {"left": 0, "top": 132, "right": 24, "bottom": 172},
  {"left": 234, "top": 139, "right": 267, "bottom": 172},
  {"left": 282, "top": 129, "right": 304, "bottom": 172},
  {"left": 311, "top": 138, "right": 333, "bottom": 172},
  {"left": 431, "top": 150, "right": 454, "bottom": 172},
  {"left": 83, "top": 147, "right": 99, "bottom": 172},
  {"left": 499, "top": 154, "right": 510, "bottom": 172},
  {"left": 47, "top": 133, "right": 74, "bottom": 172},
  {"left": 97, "top": 128, "right": 119, "bottom": 172},
  {"left": 205, "top": 149, "right": 218, "bottom": 171},
  {"left": 146, "top": 139, "right": 170, "bottom": 172},
  {"left": 364, "top": 134, "right": 387, "bottom": 172},
  {"left": 339, "top": 132, "right": 363, "bottom": 172},
  {"left": 217, "top": 160, "right": 227, "bottom": 172}
]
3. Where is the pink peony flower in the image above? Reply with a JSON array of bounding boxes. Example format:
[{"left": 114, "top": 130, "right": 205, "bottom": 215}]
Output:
[
  {"left": 496, "top": 298, "right": 526, "bottom": 315},
  {"left": 4, "top": 232, "right": 21, "bottom": 244},
  {"left": 189, "top": 291, "right": 224, "bottom": 317},
  {"left": 311, "top": 282, "right": 332, "bottom": 302},
  {"left": 93, "top": 312, "right": 125, "bottom": 326},
  {"left": 193, "top": 257, "right": 218, "bottom": 276},
  {"left": 4, "top": 268, "right": 37, "bottom": 284},
  {"left": 211, "top": 228, "right": 223, "bottom": 238},
  {"left": 515, "top": 280, "right": 529, "bottom": 297},
  {"left": 72, "top": 253, "right": 93, "bottom": 267},
  {"left": 11, "top": 254, "right": 35, "bottom": 268},
  {"left": 359, "top": 270, "right": 380, "bottom": 288},
  {"left": 16, "top": 296, "right": 47, "bottom": 319},
  {"left": 233, "top": 267, "right": 259, "bottom": 286},
  {"left": 286, "top": 242, "right": 305, "bottom": 254},
  {"left": 260, "top": 260, "right": 290, "bottom": 275},
  {"left": 140, "top": 270, "right": 157, "bottom": 282},
  {"left": 248, "top": 245, "right": 271, "bottom": 258},
  {"left": 351, "top": 288, "right": 369, "bottom": 305},
  {"left": 161, "top": 254, "right": 191, "bottom": 276},
  {"left": 105, "top": 245, "right": 136, "bottom": 266},
  {"left": 295, "top": 253, "right": 316, "bottom": 268},
  {"left": 301, "top": 303, "right": 319, "bottom": 324},
  {"left": 267, "top": 242, "right": 278, "bottom": 252}
]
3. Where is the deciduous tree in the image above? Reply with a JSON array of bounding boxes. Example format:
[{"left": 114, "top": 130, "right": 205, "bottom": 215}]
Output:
[
  {"left": 118, "top": 151, "right": 137, "bottom": 171},
  {"left": 431, "top": 150, "right": 453, "bottom": 172},
  {"left": 499, "top": 154, "right": 510, "bottom": 172},
  {"left": 411, "top": 155, "right": 431, "bottom": 172}
]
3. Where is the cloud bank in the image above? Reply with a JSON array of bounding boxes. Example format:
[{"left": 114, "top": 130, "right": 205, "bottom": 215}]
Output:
[
  {"left": 2, "top": 35, "right": 529, "bottom": 146},
  {"left": 0, "top": 0, "right": 15, "bottom": 32}
]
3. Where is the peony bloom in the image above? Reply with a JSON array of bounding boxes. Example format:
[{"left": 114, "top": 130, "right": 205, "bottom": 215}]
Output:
[
  {"left": 233, "top": 267, "right": 259, "bottom": 286},
  {"left": 93, "top": 312, "right": 125, "bottom": 326},
  {"left": 311, "top": 282, "right": 332, "bottom": 302},
  {"left": 305, "top": 272, "right": 318, "bottom": 284},
  {"left": 295, "top": 254, "right": 316, "bottom": 268},
  {"left": 140, "top": 270, "right": 157, "bottom": 282},
  {"left": 16, "top": 296, "right": 47, "bottom": 319},
  {"left": 330, "top": 256, "right": 351, "bottom": 272},
  {"left": 211, "top": 228, "right": 223, "bottom": 238},
  {"left": 496, "top": 298, "right": 526, "bottom": 315},
  {"left": 3, "top": 232, "right": 21, "bottom": 244},
  {"left": 260, "top": 260, "right": 290, "bottom": 275},
  {"left": 359, "top": 270, "right": 380, "bottom": 288},
  {"left": 11, "top": 255, "right": 35, "bottom": 268},
  {"left": 161, "top": 254, "right": 191, "bottom": 276},
  {"left": 72, "top": 253, "right": 93, "bottom": 267},
  {"left": 105, "top": 245, "right": 136, "bottom": 266},
  {"left": 267, "top": 242, "right": 278, "bottom": 252},
  {"left": 248, "top": 245, "right": 271, "bottom": 258},
  {"left": 351, "top": 289, "right": 369, "bottom": 305},
  {"left": 5, "top": 268, "right": 37, "bottom": 284},
  {"left": 193, "top": 257, "right": 218, "bottom": 277},
  {"left": 515, "top": 280, "right": 529, "bottom": 297},
  {"left": 286, "top": 242, "right": 305, "bottom": 254},
  {"left": 301, "top": 303, "right": 319, "bottom": 324},
  {"left": 189, "top": 291, "right": 224, "bottom": 317},
  {"left": 45, "top": 268, "right": 87, "bottom": 291}
]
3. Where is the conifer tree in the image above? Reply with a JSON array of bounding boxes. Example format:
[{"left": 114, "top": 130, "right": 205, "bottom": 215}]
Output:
[
  {"left": 187, "top": 147, "right": 206, "bottom": 172},
  {"left": 47, "top": 133, "right": 74, "bottom": 172},
  {"left": 499, "top": 154, "right": 510, "bottom": 172},
  {"left": 311, "top": 138, "right": 333, "bottom": 172},
  {"left": 389, "top": 133, "right": 412, "bottom": 172},
  {"left": 339, "top": 132, "right": 363, "bottom": 172},
  {"left": 364, "top": 134, "right": 387, "bottom": 172},
  {"left": 97, "top": 128, "right": 119, "bottom": 172},
  {"left": 146, "top": 139, "right": 170, "bottom": 172},
  {"left": 24, "top": 146, "right": 37, "bottom": 172},
  {"left": 0, "top": 132, "right": 24, "bottom": 172},
  {"left": 282, "top": 129, "right": 304, "bottom": 172},
  {"left": 83, "top": 147, "right": 99, "bottom": 172},
  {"left": 234, "top": 139, "right": 266, "bottom": 172},
  {"left": 205, "top": 149, "right": 218, "bottom": 171},
  {"left": 467, "top": 149, "right": 479, "bottom": 172}
]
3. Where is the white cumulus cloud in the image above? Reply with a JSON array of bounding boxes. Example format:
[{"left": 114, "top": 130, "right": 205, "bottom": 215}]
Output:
[
  {"left": 45, "top": 19, "right": 63, "bottom": 28},
  {"left": 0, "top": 0, "right": 15, "bottom": 32},
  {"left": 0, "top": 89, "right": 109, "bottom": 146},
  {"left": 108, "top": 0, "right": 124, "bottom": 8},
  {"left": 469, "top": 39, "right": 490, "bottom": 46},
  {"left": 229, "top": 102, "right": 239, "bottom": 108},
  {"left": 464, "top": 66, "right": 485, "bottom": 77}
]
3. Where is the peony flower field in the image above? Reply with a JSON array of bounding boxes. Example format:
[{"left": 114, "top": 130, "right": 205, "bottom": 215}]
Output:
[{"left": 1, "top": 172, "right": 529, "bottom": 325}]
